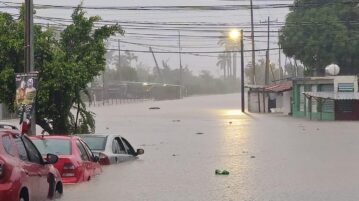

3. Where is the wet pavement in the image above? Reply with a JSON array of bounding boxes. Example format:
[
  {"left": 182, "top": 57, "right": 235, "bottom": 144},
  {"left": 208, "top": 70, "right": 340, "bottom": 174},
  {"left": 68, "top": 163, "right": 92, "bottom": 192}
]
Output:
[{"left": 59, "top": 94, "right": 359, "bottom": 201}]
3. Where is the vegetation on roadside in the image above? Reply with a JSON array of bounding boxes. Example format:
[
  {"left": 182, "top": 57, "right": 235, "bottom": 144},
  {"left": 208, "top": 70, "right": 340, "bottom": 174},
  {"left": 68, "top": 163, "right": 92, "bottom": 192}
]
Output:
[
  {"left": 279, "top": 0, "right": 359, "bottom": 75},
  {"left": 0, "top": 5, "right": 122, "bottom": 134}
]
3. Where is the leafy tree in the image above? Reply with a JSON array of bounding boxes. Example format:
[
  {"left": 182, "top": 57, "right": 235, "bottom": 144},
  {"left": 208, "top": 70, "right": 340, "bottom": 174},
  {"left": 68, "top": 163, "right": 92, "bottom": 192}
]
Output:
[
  {"left": 279, "top": 0, "right": 359, "bottom": 75},
  {"left": 36, "top": 5, "right": 122, "bottom": 134},
  {"left": 0, "top": 8, "right": 55, "bottom": 112}
]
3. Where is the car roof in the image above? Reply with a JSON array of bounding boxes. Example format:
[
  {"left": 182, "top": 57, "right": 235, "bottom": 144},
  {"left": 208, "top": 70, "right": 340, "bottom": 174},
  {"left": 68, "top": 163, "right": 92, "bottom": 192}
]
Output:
[
  {"left": 0, "top": 122, "right": 19, "bottom": 130},
  {"left": 78, "top": 134, "right": 122, "bottom": 138},
  {"left": 30, "top": 135, "right": 79, "bottom": 140},
  {"left": 0, "top": 129, "right": 21, "bottom": 136}
]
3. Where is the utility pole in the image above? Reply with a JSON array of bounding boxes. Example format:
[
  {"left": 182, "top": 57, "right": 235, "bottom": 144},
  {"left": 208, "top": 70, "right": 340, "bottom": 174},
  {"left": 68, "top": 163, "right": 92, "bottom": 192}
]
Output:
[
  {"left": 233, "top": 53, "right": 237, "bottom": 81},
  {"left": 149, "top": 47, "right": 163, "bottom": 83},
  {"left": 260, "top": 17, "right": 277, "bottom": 85},
  {"left": 178, "top": 30, "right": 183, "bottom": 98},
  {"left": 250, "top": 0, "right": 256, "bottom": 84},
  {"left": 118, "top": 39, "right": 121, "bottom": 69},
  {"left": 240, "top": 30, "right": 245, "bottom": 113},
  {"left": 265, "top": 16, "right": 270, "bottom": 85},
  {"left": 278, "top": 42, "right": 283, "bottom": 81},
  {"left": 25, "top": 0, "right": 35, "bottom": 135}
]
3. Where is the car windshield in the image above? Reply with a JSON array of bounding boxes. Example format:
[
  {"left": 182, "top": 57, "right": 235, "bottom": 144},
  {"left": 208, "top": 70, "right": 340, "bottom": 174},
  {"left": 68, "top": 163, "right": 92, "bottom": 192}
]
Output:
[
  {"left": 81, "top": 136, "right": 107, "bottom": 151},
  {"left": 32, "top": 138, "right": 71, "bottom": 155}
]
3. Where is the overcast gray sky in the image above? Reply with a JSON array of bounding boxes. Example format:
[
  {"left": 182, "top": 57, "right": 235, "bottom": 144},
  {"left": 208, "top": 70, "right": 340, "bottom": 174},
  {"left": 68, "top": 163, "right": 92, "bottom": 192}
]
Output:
[{"left": 2, "top": 0, "right": 293, "bottom": 77}]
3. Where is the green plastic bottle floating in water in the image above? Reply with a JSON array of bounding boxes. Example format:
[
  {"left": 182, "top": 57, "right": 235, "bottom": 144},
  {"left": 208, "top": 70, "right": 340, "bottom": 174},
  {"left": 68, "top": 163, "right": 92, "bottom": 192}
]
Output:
[{"left": 215, "top": 169, "right": 229, "bottom": 175}]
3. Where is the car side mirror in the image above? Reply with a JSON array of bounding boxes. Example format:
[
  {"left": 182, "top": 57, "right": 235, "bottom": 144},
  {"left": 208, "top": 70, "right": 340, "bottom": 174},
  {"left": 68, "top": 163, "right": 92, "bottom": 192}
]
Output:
[
  {"left": 93, "top": 156, "right": 100, "bottom": 162},
  {"left": 136, "top": 149, "right": 144, "bottom": 156},
  {"left": 45, "top": 153, "right": 58, "bottom": 165}
]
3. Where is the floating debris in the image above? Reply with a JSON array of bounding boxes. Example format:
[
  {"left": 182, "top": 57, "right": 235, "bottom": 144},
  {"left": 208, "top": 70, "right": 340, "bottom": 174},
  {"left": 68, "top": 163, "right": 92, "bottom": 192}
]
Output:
[
  {"left": 215, "top": 169, "right": 230, "bottom": 175},
  {"left": 149, "top": 107, "right": 160, "bottom": 110},
  {"left": 250, "top": 156, "right": 256, "bottom": 159},
  {"left": 172, "top": 120, "right": 181, "bottom": 122},
  {"left": 196, "top": 132, "right": 204, "bottom": 135}
]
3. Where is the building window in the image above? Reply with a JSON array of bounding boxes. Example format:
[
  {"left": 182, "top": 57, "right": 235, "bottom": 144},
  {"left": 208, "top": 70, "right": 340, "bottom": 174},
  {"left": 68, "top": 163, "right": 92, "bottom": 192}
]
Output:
[{"left": 338, "top": 83, "right": 354, "bottom": 92}]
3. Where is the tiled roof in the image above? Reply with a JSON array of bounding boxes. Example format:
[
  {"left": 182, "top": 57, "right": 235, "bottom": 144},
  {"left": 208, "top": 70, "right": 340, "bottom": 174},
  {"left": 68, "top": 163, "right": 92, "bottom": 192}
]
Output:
[{"left": 265, "top": 81, "right": 292, "bottom": 92}]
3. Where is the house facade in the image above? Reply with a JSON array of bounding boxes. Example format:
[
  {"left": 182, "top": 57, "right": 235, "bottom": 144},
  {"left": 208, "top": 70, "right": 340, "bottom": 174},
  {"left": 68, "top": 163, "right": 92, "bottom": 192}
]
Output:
[{"left": 292, "top": 76, "right": 359, "bottom": 120}]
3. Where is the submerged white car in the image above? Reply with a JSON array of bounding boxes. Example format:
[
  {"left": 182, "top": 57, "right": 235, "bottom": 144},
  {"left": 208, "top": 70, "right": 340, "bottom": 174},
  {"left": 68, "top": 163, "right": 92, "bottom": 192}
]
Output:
[{"left": 79, "top": 134, "right": 144, "bottom": 165}]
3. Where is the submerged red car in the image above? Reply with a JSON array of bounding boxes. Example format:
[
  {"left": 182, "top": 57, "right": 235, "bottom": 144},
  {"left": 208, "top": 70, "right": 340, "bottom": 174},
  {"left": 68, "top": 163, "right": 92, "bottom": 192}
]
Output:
[
  {"left": 31, "top": 135, "right": 101, "bottom": 184},
  {"left": 0, "top": 129, "right": 63, "bottom": 201}
]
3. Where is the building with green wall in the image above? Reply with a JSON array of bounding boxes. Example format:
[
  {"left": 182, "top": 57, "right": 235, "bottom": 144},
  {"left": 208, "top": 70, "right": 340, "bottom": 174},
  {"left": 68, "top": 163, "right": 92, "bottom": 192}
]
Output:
[{"left": 292, "top": 76, "right": 359, "bottom": 121}]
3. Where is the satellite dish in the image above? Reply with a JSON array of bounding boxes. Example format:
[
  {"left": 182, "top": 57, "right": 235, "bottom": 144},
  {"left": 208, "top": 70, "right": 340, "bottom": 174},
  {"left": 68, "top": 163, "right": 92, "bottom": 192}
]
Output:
[{"left": 325, "top": 64, "right": 340, "bottom": 76}]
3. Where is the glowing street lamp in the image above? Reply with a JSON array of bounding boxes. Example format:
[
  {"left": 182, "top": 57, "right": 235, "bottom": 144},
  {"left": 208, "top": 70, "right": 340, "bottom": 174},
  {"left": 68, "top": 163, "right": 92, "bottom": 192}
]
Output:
[{"left": 229, "top": 29, "right": 241, "bottom": 41}]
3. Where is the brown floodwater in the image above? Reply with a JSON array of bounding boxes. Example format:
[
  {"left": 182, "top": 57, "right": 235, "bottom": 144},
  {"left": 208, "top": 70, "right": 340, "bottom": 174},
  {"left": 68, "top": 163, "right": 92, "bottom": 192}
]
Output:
[{"left": 58, "top": 94, "right": 359, "bottom": 201}]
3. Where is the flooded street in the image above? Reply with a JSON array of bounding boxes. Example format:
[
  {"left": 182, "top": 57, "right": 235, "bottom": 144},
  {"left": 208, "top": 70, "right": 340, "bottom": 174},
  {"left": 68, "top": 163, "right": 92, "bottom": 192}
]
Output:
[{"left": 62, "top": 94, "right": 359, "bottom": 201}]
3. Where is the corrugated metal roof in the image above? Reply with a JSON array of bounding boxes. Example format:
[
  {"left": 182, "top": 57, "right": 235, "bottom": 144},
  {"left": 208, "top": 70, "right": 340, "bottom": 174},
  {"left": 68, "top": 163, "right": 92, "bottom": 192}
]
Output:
[{"left": 303, "top": 92, "right": 359, "bottom": 100}]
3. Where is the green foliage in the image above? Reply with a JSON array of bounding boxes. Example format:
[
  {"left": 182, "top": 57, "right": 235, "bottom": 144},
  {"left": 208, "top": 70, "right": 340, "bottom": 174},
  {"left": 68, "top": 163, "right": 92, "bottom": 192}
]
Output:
[
  {"left": 0, "top": 5, "right": 122, "bottom": 134},
  {"left": 0, "top": 9, "right": 54, "bottom": 111},
  {"left": 279, "top": 0, "right": 359, "bottom": 75},
  {"left": 36, "top": 5, "right": 122, "bottom": 134},
  {"left": 0, "top": 68, "right": 15, "bottom": 111}
]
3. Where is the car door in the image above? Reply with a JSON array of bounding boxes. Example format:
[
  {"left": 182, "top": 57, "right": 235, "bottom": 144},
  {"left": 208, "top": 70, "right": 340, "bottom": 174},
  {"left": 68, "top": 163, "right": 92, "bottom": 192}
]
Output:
[
  {"left": 21, "top": 136, "right": 49, "bottom": 199},
  {"left": 75, "top": 140, "right": 92, "bottom": 181},
  {"left": 121, "top": 137, "right": 137, "bottom": 156},
  {"left": 80, "top": 140, "right": 100, "bottom": 175},
  {"left": 13, "top": 135, "right": 48, "bottom": 201},
  {"left": 113, "top": 137, "right": 131, "bottom": 162}
]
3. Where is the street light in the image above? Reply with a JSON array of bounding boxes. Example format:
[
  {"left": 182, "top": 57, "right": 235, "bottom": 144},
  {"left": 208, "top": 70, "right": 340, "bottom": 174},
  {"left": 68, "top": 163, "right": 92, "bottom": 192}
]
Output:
[
  {"left": 229, "top": 29, "right": 240, "bottom": 41},
  {"left": 228, "top": 29, "right": 245, "bottom": 112}
]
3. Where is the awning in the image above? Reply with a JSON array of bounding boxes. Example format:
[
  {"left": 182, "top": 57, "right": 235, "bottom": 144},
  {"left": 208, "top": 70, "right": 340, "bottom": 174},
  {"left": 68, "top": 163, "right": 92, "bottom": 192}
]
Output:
[{"left": 303, "top": 92, "right": 359, "bottom": 100}]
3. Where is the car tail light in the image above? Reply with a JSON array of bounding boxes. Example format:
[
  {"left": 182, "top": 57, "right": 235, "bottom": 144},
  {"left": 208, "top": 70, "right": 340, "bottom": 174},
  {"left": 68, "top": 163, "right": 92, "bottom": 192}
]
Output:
[
  {"left": 63, "top": 163, "right": 75, "bottom": 170},
  {"left": 62, "top": 162, "right": 75, "bottom": 177},
  {"left": 99, "top": 153, "right": 110, "bottom": 165}
]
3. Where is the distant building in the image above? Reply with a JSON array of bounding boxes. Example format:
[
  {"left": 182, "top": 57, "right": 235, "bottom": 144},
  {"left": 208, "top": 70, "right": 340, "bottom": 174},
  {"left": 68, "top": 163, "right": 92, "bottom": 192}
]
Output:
[{"left": 246, "top": 81, "right": 292, "bottom": 114}]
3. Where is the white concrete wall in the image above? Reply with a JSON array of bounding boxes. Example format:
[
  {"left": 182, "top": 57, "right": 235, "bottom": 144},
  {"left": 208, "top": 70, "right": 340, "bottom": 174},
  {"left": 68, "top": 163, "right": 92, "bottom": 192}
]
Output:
[
  {"left": 333, "top": 76, "right": 358, "bottom": 92},
  {"left": 248, "top": 92, "right": 259, "bottom": 112},
  {"left": 248, "top": 92, "right": 268, "bottom": 113},
  {"left": 282, "top": 91, "right": 291, "bottom": 115}
]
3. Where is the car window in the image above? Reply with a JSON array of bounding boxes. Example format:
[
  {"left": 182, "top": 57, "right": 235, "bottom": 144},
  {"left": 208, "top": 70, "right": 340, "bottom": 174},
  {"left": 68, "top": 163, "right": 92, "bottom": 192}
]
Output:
[
  {"left": 76, "top": 140, "right": 90, "bottom": 161},
  {"left": 81, "top": 136, "right": 107, "bottom": 151},
  {"left": 2, "top": 135, "right": 15, "bottom": 156},
  {"left": 112, "top": 139, "right": 120, "bottom": 154},
  {"left": 13, "top": 136, "right": 29, "bottom": 161},
  {"left": 116, "top": 137, "right": 127, "bottom": 154},
  {"left": 121, "top": 137, "right": 136, "bottom": 155},
  {"left": 22, "top": 136, "right": 43, "bottom": 164},
  {"left": 80, "top": 140, "right": 95, "bottom": 161},
  {"left": 32, "top": 138, "right": 71, "bottom": 155}
]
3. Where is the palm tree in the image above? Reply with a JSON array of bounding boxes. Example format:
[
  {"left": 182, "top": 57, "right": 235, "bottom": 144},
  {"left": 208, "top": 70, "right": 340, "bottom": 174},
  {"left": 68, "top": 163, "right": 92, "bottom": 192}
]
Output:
[
  {"left": 216, "top": 53, "right": 227, "bottom": 79},
  {"left": 217, "top": 31, "right": 241, "bottom": 80}
]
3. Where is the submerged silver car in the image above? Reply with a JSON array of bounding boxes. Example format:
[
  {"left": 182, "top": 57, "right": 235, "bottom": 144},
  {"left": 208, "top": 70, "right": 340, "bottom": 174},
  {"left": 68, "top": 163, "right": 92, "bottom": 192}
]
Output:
[{"left": 79, "top": 134, "right": 144, "bottom": 165}]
